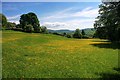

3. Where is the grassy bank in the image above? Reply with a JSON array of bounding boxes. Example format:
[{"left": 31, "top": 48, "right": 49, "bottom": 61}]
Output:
[{"left": 2, "top": 30, "right": 119, "bottom": 78}]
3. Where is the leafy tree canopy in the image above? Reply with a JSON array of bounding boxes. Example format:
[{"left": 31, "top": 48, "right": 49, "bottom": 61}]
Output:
[
  {"left": 81, "top": 30, "right": 85, "bottom": 36},
  {"left": 20, "top": 12, "right": 40, "bottom": 32},
  {"left": 94, "top": 2, "right": 120, "bottom": 42},
  {"left": 0, "top": 13, "right": 7, "bottom": 28},
  {"left": 73, "top": 29, "right": 82, "bottom": 39}
]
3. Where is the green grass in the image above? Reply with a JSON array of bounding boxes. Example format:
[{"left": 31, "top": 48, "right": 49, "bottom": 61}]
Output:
[{"left": 2, "top": 30, "right": 119, "bottom": 78}]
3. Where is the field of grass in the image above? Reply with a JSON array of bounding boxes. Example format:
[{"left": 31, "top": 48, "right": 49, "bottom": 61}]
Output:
[{"left": 2, "top": 30, "right": 119, "bottom": 78}]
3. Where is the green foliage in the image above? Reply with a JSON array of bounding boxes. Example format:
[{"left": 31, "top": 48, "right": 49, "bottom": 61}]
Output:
[
  {"left": 34, "top": 26, "right": 41, "bottom": 33},
  {"left": 6, "top": 22, "right": 16, "bottom": 29},
  {"left": 48, "top": 29, "right": 95, "bottom": 38},
  {"left": 53, "top": 32, "right": 60, "bottom": 35},
  {"left": 82, "top": 35, "right": 89, "bottom": 39},
  {"left": 81, "top": 30, "right": 85, "bottom": 36},
  {"left": 20, "top": 12, "right": 40, "bottom": 32},
  {"left": 33, "top": 23, "right": 41, "bottom": 33},
  {"left": 25, "top": 24, "right": 34, "bottom": 33},
  {"left": 66, "top": 33, "right": 72, "bottom": 38},
  {"left": 73, "top": 29, "right": 82, "bottom": 38},
  {"left": 16, "top": 24, "right": 22, "bottom": 28},
  {"left": 0, "top": 14, "right": 7, "bottom": 28},
  {"left": 0, "top": 14, "right": 2, "bottom": 29},
  {"left": 94, "top": 27, "right": 107, "bottom": 39},
  {"left": 83, "top": 28, "right": 95, "bottom": 38},
  {"left": 41, "top": 26, "right": 48, "bottom": 33},
  {"left": 94, "top": 2, "right": 120, "bottom": 42},
  {"left": 63, "top": 32, "right": 67, "bottom": 36}
]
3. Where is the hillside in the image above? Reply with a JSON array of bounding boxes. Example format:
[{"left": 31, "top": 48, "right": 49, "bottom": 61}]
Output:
[
  {"left": 48, "top": 28, "right": 95, "bottom": 37},
  {"left": 48, "top": 29, "right": 74, "bottom": 33},
  {"left": 2, "top": 30, "right": 118, "bottom": 78},
  {"left": 82, "top": 28, "right": 96, "bottom": 37}
]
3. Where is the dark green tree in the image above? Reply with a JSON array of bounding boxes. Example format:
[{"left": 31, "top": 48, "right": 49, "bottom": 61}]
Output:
[
  {"left": 25, "top": 24, "right": 34, "bottom": 33},
  {"left": 94, "top": 2, "right": 120, "bottom": 42},
  {"left": 73, "top": 29, "right": 82, "bottom": 38},
  {"left": 81, "top": 30, "right": 85, "bottom": 36},
  {"left": 94, "top": 27, "right": 107, "bottom": 39},
  {"left": 41, "top": 26, "right": 48, "bottom": 33},
  {"left": 6, "top": 22, "right": 16, "bottom": 29},
  {"left": 34, "top": 26, "right": 41, "bottom": 33},
  {"left": 66, "top": 33, "right": 72, "bottom": 38},
  {"left": 63, "top": 32, "right": 67, "bottom": 36},
  {"left": 0, "top": 14, "right": 7, "bottom": 28},
  {"left": 16, "top": 24, "right": 22, "bottom": 28},
  {"left": 20, "top": 12, "right": 40, "bottom": 32}
]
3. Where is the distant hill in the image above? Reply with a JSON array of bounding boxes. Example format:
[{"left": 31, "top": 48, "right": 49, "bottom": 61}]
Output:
[
  {"left": 48, "top": 29, "right": 74, "bottom": 34},
  {"left": 48, "top": 28, "right": 96, "bottom": 37},
  {"left": 82, "top": 28, "right": 96, "bottom": 37}
]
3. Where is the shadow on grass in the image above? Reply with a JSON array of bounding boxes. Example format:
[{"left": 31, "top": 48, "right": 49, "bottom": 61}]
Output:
[
  {"left": 92, "top": 40, "right": 111, "bottom": 43},
  {"left": 95, "top": 68, "right": 120, "bottom": 80},
  {"left": 90, "top": 40, "right": 120, "bottom": 49}
]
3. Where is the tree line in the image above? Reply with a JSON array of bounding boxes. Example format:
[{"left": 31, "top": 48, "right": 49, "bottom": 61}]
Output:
[
  {"left": 0, "top": 12, "right": 47, "bottom": 33},
  {"left": 52, "top": 29, "right": 88, "bottom": 39},
  {"left": 94, "top": 2, "right": 120, "bottom": 42},
  {"left": 0, "top": 14, "right": 16, "bottom": 30},
  {"left": 1, "top": 1, "right": 120, "bottom": 41},
  {"left": 0, "top": 12, "right": 89, "bottom": 39}
]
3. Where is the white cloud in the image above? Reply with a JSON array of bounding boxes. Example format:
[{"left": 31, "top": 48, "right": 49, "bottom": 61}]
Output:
[
  {"left": 42, "top": 7, "right": 99, "bottom": 21},
  {"left": 42, "top": 7, "right": 74, "bottom": 20},
  {"left": 7, "top": 14, "right": 21, "bottom": 24},
  {"left": 72, "top": 8, "right": 99, "bottom": 17},
  {"left": 7, "top": 14, "right": 21, "bottom": 20},
  {"left": 9, "top": 20, "right": 20, "bottom": 24},
  {"left": 42, "top": 18, "right": 95, "bottom": 30},
  {"left": 41, "top": 7, "right": 99, "bottom": 30},
  {"left": 6, "top": 7, "right": 99, "bottom": 30},
  {"left": 43, "top": 22, "right": 68, "bottom": 30}
]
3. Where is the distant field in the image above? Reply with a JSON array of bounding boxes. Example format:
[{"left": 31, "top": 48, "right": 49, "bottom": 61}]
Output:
[{"left": 2, "top": 30, "right": 119, "bottom": 78}]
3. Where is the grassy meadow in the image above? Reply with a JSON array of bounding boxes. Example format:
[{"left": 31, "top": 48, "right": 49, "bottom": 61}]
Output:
[{"left": 2, "top": 30, "right": 119, "bottom": 78}]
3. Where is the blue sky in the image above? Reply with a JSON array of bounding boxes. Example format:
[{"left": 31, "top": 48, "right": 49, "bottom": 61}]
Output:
[{"left": 2, "top": 2, "right": 101, "bottom": 30}]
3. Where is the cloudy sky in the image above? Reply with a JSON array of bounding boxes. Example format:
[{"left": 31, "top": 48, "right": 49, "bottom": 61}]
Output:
[{"left": 2, "top": 2, "right": 101, "bottom": 30}]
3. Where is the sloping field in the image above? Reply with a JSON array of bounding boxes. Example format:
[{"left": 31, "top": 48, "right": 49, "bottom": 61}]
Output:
[{"left": 2, "top": 30, "right": 119, "bottom": 78}]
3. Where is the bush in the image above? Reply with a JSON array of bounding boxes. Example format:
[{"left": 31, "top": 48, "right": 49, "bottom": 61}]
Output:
[
  {"left": 41, "top": 26, "right": 48, "bottom": 33},
  {"left": 34, "top": 27, "right": 41, "bottom": 33},
  {"left": 6, "top": 22, "right": 16, "bottom": 30},
  {"left": 66, "top": 34, "right": 72, "bottom": 38},
  {"left": 73, "top": 29, "right": 82, "bottom": 39},
  {"left": 53, "top": 32, "right": 60, "bottom": 35},
  {"left": 16, "top": 24, "right": 22, "bottom": 28},
  {"left": 82, "top": 35, "right": 89, "bottom": 39},
  {"left": 25, "top": 24, "right": 34, "bottom": 33},
  {"left": 63, "top": 32, "right": 67, "bottom": 36}
]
